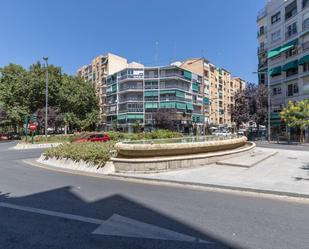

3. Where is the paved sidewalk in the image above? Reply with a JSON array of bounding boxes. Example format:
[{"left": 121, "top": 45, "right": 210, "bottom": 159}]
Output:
[{"left": 115, "top": 147, "right": 309, "bottom": 197}]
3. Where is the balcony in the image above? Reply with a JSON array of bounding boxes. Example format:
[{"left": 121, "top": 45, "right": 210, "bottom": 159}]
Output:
[
  {"left": 119, "top": 97, "right": 143, "bottom": 103},
  {"left": 257, "top": 46, "right": 267, "bottom": 54},
  {"left": 119, "top": 85, "right": 143, "bottom": 91},
  {"left": 257, "top": 28, "right": 266, "bottom": 38},
  {"left": 303, "top": 19, "right": 309, "bottom": 32},
  {"left": 160, "top": 85, "right": 190, "bottom": 91},
  {"left": 303, "top": 41, "right": 309, "bottom": 52},
  {"left": 257, "top": 7, "right": 267, "bottom": 21},
  {"left": 285, "top": 30, "right": 298, "bottom": 40}
]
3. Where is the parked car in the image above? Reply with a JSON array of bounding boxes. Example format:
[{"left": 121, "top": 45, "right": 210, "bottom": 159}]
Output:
[
  {"left": 8, "top": 132, "right": 21, "bottom": 140},
  {"left": 73, "top": 133, "right": 111, "bottom": 143},
  {"left": 0, "top": 134, "right": 9, "bottom": 140}
]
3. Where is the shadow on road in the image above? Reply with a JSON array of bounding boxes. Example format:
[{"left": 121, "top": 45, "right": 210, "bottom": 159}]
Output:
[{"left": 0, "top": 186, "right": 242, "bottom": 249}]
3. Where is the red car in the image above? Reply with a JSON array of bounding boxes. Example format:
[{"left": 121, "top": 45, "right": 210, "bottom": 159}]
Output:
[{"left": 73, "top": 133, "right": 111, "bottom": 143}]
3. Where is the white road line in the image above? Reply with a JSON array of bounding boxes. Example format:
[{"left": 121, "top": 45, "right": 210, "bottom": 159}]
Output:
[
  {"left": 93, "top": 214, "right": 211, "bottom": 243},
  {"left": 0, "top": 201, "right": 211, "bottom": 243},
  {"left": 0, "top": 202, "right": 102, "bottom": 225}
]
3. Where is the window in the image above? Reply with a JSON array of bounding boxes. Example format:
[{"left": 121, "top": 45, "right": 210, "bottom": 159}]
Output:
[
  {"left": 303, "top": 0, "right": 309, "bottom": 9},
  {"left": 271, "top": 12, "right": 281, "bottom": 24},
  {"left": 273, "top": 87, "right": 282, "bottom": 95},
  {"left": 287, "top": 83, "right": 298, "bottom": 96},
  {"left": 286, "top": 22, "right": 297, "bottom": 38},
  {"left": 304, "top": 62, "right": 309, "bottom": 71},
  {"left": 271, "top": 30, "right": 281, "bottom": 43},
  {"left": 286, "top": 67, "right": 298, "bottom": 77},
  {"left": 285, "top": 46, "right": 297, "bottom": 58},
  {"left": 303, "top": 17, "right": 309, "bottom": 31},
  {"left": 285, "top": 0, "right": 297, "bottom": 20}
]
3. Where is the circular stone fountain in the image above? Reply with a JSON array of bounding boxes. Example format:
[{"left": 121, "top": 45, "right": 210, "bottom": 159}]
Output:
[{"left": 112, "top": 135, "right": 255, "bottom": 173}]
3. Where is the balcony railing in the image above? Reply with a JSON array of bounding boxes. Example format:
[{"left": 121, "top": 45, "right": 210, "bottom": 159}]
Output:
[
  {"left": 257, "top": 28, "right": 267, "bottom": 38},
  {"left": 257, "top": 7, "right": 267, "bottom": 21},
  {"left": 303, "top": 20, "right": 309, "bottom": 32},
  {"left": 257, "top": 46, "right": 266, "bottom": 54},
  {"left": 119, "top": 85, "right": 143, "bottom": 91},
  {"left": 160, "top": 96, "right": 186, "bottom": 102},
  {"left": 160, "top": 85, "right": 190, "bottom": 91},
  {"left": 285, "top": 30, "right": 298, "bottom": 40},
  {"left": 303, "top": 41, "right": 309, "bottom": 51},
  {"left": 119, "top": 98, "right": 143, "bottom": 102}
]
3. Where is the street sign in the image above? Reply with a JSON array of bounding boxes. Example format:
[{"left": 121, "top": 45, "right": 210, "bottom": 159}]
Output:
[{"left": 29, "top": 123, "right": 37, "bottom": 131}]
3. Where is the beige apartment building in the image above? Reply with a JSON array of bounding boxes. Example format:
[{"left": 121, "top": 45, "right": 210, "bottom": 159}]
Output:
[
  {"left": 180, "top": 58, "right": 245, "bottom": 128},
  {"left": 77, "top": 53, "right": 143, "bottom": 128}
]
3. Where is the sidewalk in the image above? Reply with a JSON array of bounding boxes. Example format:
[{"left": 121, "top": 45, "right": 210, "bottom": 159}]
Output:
[{"left": 114, "top": 147, "right": 309, "bottom": 198}]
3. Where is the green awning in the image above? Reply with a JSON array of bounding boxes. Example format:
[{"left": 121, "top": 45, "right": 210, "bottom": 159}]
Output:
[
  {"left": 280, "top": 39, "right": 298, "bottom": 53},
  {"left": 176, "top": 91, "right": 185, "bottom": 98},
  {"left": 186, "top": 103, "right": 194, "bottom": 110},
  {"left": 160, "top": 90, "right": 175, "bottom": 95},
  {"left": 159, "top": 102, "right": 176, "bottom": 108},
  {"left": 282, "top": 60, "right": 298, "bottom": 71},
  {"left": 269, "top": 66, "right": 282, "bottom": 76},
  {"left": 184, "top": 70, "right": 192, "bottom": 80},
  {"left": 192, "top": 83, "right": 199, "bottom": 92},
  {"left": 176, "top": 102, "right": 186, "bottom": 110},
  {"left": 112, "top": 84, "right": 117, "bottom": 92},
  {"left": 258, "top": 68, "right": 268, "bottom": 73},
  {"left": 145, "top": 102, "right": 158, "bottom": 109},
  {"left": 144, "top": 91, "right": 158, "bottom": 97},
  {"left": 117, "top": 114, "right": 126, "bottom": 120},
  {"left": 127, "top": 114, "right": 144, "bottom": 119},
  {"left": 299, "top": 54, "right": 309, "bottom": 65},
  {"left": 267, "top": 46, "right": 281, "bottom": 59}
]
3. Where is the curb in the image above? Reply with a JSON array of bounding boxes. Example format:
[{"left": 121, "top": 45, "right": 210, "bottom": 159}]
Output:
[
  {"left": 108, "top": 174, "right": 309, "bottom": 200},
  {"left": 23, "top": 158, "right": 309, "bottom": 201}
]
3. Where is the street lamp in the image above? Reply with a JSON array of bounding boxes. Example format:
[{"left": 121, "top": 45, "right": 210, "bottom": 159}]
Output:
[
  {"left": 43, "top": 57, "right": 49, "bottom": 141},
  {"left": 252, "top": 71, "right": 270, "bottom": 142}
]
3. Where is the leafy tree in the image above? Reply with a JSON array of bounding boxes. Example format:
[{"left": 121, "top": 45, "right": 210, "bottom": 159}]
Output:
[
  {"left": 154, "top": 108, "right": 179, "bottom": 131},
  {"left": 280, "top": 100, "right": 309, "bottom": 143},
  {"left": 231, "top": 83, "right": 267, "bottom": 130},
  {"left": 0, "top": 62, "right": 99, "bottom": 133}
]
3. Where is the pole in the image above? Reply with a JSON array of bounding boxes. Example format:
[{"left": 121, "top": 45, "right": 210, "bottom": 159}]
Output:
[
  {"left": 43, "top": 57, "right": 49, "bottom": 141},
  {"left": 267, "top": 73, "right": 271, "bottom": 142},
  {"left": 202, "top": 58, "right": 206, "bottom": 136}
]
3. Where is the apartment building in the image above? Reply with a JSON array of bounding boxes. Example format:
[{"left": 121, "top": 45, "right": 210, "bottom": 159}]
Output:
[
  {"left": 104, "top": 66, "right": 205, "bottom": 133},
  {"left": 180, "top": 58, "right": 245, "bottom": 127},
  {"left": 77, "top": 53, "right": 143, "bottom": 128},
  {"left": 257, "top": 0, "right": 309, "bottom": 127}
]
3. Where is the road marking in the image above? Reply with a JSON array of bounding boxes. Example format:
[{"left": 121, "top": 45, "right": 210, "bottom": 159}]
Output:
[
  {"left": 0, "top": 202, "right": 102, "bottom": 225},
  {"left": 0, "top": 202, "right": 210, "bottom": 243},
  {"left": 93, "top": 214, "right": 210, "bottom": 243}
]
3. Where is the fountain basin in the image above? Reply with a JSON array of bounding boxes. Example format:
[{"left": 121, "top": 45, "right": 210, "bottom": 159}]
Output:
[{"left": 115, "top": 136, "right": 248, "bottom": 158}]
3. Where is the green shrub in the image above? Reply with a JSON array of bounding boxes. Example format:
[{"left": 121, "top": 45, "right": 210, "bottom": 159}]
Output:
[
  {"left": 107, "top": 130, "right": 182, "bottom": 141},
  {"left": 21, "top": 134, "right": 79, "bottom": 144},
  {"left": 43, "top": 141, "right": 115, "bottom": 168}
]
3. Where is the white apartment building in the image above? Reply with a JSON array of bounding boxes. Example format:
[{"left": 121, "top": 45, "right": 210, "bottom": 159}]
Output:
[{"left": 257, "top": 0, "right": 309, "bottom": 127}]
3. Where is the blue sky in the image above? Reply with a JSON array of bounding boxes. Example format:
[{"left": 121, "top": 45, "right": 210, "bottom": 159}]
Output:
[{"left": 0, "top": 0, "right": 265, "bottom": 83}]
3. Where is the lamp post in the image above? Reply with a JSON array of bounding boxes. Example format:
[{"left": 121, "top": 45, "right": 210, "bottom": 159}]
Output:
[
  {"left": 252, "top": 71, "right": 270, "bottom": 142},
  {"left": 43, "top": 57, "right": 49, "bottom": 141}
]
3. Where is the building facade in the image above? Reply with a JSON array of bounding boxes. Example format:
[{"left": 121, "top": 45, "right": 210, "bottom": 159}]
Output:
[
  {"left": 77, "top": 53, "right": 143, "bottom": 128},
  {"left": 257, "top": 0, "right": 309, "bottom": 127},
  {"left": 104, "top": 66, "right": 206, "bottom": 133},
  {"left": 180, "top": 58, "right": 245, "bottom": 128}
]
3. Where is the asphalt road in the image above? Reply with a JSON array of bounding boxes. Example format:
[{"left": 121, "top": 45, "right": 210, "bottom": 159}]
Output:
[{"left": 0, "top": 141, "right": 309, "bottom": 249}]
